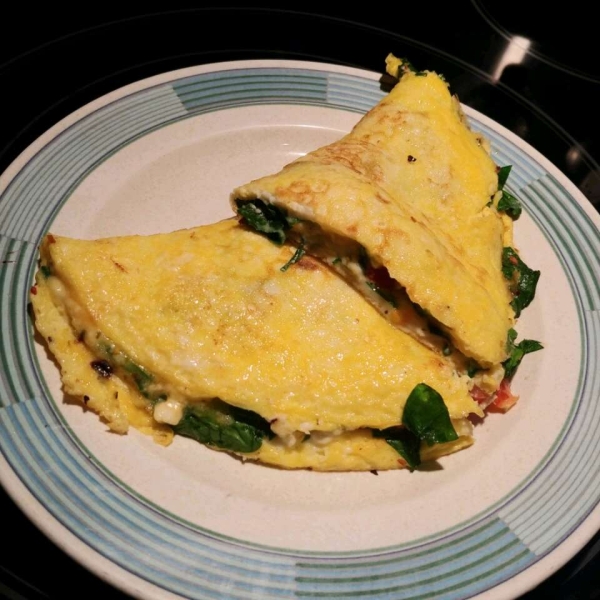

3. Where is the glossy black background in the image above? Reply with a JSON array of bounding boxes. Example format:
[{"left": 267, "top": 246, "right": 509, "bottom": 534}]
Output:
[{"left": 1, "top": 3, "right": 598, "bottom": 599}]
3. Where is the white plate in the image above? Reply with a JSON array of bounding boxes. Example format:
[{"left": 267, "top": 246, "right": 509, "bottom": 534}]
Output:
[{"left": 0, "top": 60, "right": 598, "bottom": 600}]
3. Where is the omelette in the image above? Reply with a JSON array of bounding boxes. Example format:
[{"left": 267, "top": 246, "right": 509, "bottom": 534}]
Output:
[
  {"left": 31, "top": 219, "right": 484, "bottom": 471},
  {"left": 31, "top": 56, "right": 542, "bottom": 471},
  {"left": 232, "top": 55, "right": 539, "bottom": 369}
]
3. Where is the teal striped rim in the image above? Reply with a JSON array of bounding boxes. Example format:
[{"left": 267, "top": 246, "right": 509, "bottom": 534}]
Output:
[{"left": 0, "top": 63, "right": 598, "bottom": 599}]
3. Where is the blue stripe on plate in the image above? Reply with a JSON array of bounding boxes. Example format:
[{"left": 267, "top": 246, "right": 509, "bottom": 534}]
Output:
[
  {"left": 0, "top": 237, "right": 37, "bottom": 407},
  {"left": 0, "top": 86, "right": 187, "bottom": 244},
  {"left": 0, "top": 398, "right": 299, "bottom": 599}
]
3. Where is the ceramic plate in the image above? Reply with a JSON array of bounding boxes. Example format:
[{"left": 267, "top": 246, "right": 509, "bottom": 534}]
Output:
[{"left": 0, "top": 60, "right": 598, "bottom": 600}]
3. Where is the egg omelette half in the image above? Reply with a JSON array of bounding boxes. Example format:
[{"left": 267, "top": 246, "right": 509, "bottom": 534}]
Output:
[
  {"left": 233, "top": 55, "right": 525, "bottom": 368},
  {"left": 30, "top": 219, "right": 484, "bottom": 471}
]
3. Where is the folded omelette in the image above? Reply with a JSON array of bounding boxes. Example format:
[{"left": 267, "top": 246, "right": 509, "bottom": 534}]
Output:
[
  {"left": 31, "top": 219, "right": 483, "bottom": 471},
  {"left": 31, "top": 56, "right": 541, "bottom": 472},
  {"left": 232, "top": 55, "right": 519, "bottom": 368}
]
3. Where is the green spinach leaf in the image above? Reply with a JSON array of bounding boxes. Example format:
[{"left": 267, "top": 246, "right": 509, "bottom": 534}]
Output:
[
  {"left": 122, "top": 359, "right": 154, "bottom": 394},
  {"left": 396, "top": 57, "right": 427, "bottom": 77},
  {"left": 402, "top": 383, "right": 458, "bottom": 446},
  {"left": 236, "top": 199, "right": 298, "bottom": 245},
  {"left": 497, "top": 165, "right": 512, "bottom": 190},
  {"left": 502, "top": 247, "right": 540, "bottom": 318},
  {"left": 503, "top": 329, "right": 543, "bottom": 379},
  {"left": 375, "top": 383, "right": 458, "bottom": 470},
  {"left": 173, "top": 400, "right": 271, "bottom": 453},
  {"left": 497, "top": 190, "right": 522, "bottom": 220},
  {"left": 280, "top": 240, "right": 306, "bottom": 272},
  {"left": 373, "top": 427, "right": 421, "bottom": 471},
  {"left": 467, "top": 360, "right": 481, "bottom": 378}
]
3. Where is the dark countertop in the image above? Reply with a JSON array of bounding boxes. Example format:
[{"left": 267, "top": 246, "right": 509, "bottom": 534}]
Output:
[{"left": 1, "top": 4, "right": 598, "bottom": 599}]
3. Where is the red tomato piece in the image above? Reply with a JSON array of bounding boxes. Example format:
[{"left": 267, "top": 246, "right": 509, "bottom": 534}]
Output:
[
  {"left": 490, "top": 379, "right": 519, "bottom": 412},
  {"left": 365, "top": 266, "right": 395, "bottom": 290}
]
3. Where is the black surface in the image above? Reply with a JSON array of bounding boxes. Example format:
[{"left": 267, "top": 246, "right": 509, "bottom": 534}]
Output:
[{"left": 1, "top": 4, "right": 599, "bottom": 599}]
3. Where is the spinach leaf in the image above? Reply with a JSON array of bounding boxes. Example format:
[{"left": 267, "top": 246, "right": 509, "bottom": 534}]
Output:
[
  {"left": 496, "top": 165, "right": 523, "bottom": 219},
  {"left": 375, "top": 383, "right": 458, "bottom": 470},
  {"left": 373, "top": 427, "right": 421, "bottom": 471},
  {"left": 280, "top": 240, "right": 306, "bottom": 272},
  {"left": 503, "top": 328, "right": 543, "bottom": 379},
  {"left": 396, "top": 57, "right": 427, "bottom": 77},
  {"left": 122, "top": 359, "right": 154, "bottom": 394},
  {"left": 366, "top": 281, "right": 398, "bottom": 308},
  {"left": 40, "top": 265, "right": 52, "bottom": 279},
  {"left": 402, "top": 383, "right": 458, "bottom": 446},
  {"left": 497, "top": 190, "right": 522, "bottom": 220},
  {"left": 173, "top": 400, "right": 271, "bottom": 453},
  {"left": 497, "top": 165, "right": 512, "bottom": 190},
  {"left": 467, "top": 360, "right": 481, "bottom": 378},
  {"left": 502, "top": 247, "right": 540, "bottom": 317},
  {"left": 93, "top": 334, "right": 158, "bottom": 399},
  {"left": 236, "top": 199, "right": 298, "bottom": 245}
]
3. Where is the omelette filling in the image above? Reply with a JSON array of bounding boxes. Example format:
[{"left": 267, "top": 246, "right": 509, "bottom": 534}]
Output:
[
  {"left": 236, "top": 199, "right": 499, "bottom": 370},
  {"left": 235, "top": 199, "right": 529, "bottom": 404},
  {"left": 37, "top": 259, "right": 475, "bottom": 470},
  {"left": 238, "top": 199, "right": 460, "bottom": 359}
]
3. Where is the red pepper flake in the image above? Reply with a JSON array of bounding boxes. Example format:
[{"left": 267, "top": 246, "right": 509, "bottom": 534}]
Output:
[
  {"left": 83, "top": 395, "right": 90, "bottom": 403},
  {"left": 509, "top": 256, "right": 519, "bottom": 266},
  {"left": 30, "top": 285, "right": 37, "bottom": 295},
  {"left": 47, "top": 234, "right": 56, "bottom": 244},
  {"left": 407, "top": 155, "right": 417, "bottom": 162}
]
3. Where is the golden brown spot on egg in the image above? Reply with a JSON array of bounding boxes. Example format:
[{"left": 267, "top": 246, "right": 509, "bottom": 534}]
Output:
[
  {"left": 289, "top": 181, "right": 312, "bottom": 195},
  {"left": 47, "top": 234, "right": 56, "bottom": 244},
  {"left": 111, "top": 258, "right": 127, "bottom": 273},
  {"left": 375, "top": 192, "right": 390, "bottom": 205}
]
